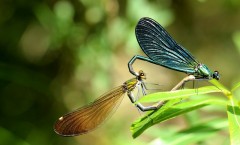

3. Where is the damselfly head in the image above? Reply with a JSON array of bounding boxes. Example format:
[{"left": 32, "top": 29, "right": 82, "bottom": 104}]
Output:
[
  {"left": 138, "top": 70, "right": 146, "bottom": 80},
  {"left": 212, "top": 71, "right": 220, "bottom": 80}
]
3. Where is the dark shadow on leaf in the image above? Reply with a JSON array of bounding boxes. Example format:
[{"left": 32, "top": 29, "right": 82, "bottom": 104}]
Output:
[
  {"left": 179, "top": 124, "right": 221, "bottom": 134},
  {"left": 227, "top": 105, "right": 240, "bottom": 115}
]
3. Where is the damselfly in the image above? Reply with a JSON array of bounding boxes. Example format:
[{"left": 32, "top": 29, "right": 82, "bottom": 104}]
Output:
[
  {"left": 54, "top": 70, "right": 163, "bottom": 136},
  {"left": 129, "top": 17, "right": 219, "bottom": 83}
]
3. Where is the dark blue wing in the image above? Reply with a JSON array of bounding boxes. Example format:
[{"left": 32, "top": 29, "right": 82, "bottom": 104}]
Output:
[{"left": 135, "top": 17, "right": 199, "bottom": 74}]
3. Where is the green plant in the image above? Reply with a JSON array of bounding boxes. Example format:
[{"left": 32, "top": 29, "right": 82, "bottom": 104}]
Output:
[{"left": 131, "top": 79, "right": 240, "bottom": 145}]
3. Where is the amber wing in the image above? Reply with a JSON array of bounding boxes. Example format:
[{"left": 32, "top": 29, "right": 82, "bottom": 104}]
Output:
[{"left": 54, "top": 86, "right": 126, "bottom": 136}]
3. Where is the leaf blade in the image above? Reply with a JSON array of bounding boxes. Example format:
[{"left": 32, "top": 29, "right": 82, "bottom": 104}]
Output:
[
  {"left": 131, "top": 98, "right": 226, "bottom": 138},
  {"left": 227, "top": 97, "right": 240, "bottom": 145},
  {"left": 138, "top": 86, "right": 222, "bottom": 103},
  {"left": 231, "top": 82, "right": 240, "bottom": 92},
  {"left": 167, "top": 119, "right": 228, "bottom": 145}
]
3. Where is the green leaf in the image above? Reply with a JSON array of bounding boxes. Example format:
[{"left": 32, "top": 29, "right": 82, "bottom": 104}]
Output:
[
  {"left": 131, "top": 98, "right": 226, "bottom": 138},
  {"left": 166, "top": 119, "right": 228, "bottom": 145},
  {"left": 227, "top": 97, "right": 240, "bottom": 145},
  {"left": 138, "top": 86, "right": 222, "bottom": 103},
  {"left": 131, "top": 98, "right": 181, "bottom": 139},
  {"left": 231, "top": 82, "right": 240, "bottom": 92}
]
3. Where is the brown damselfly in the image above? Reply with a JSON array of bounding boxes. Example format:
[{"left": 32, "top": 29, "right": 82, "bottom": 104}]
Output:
[{"left": 54, "top": 70, "right": 163, "bottom": 136}]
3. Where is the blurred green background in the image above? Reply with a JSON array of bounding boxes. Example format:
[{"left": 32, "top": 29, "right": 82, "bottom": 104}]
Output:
[{"left": 1, "top": 0, "right": 240, "bottom": 145}]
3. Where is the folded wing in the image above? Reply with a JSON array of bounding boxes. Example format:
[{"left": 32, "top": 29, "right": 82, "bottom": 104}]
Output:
[{"left": 135, "top": 17, "right": 199, "bottom": 74}]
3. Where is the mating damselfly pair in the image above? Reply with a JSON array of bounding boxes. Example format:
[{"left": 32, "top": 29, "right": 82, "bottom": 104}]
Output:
[{"left": 54, "top": 17, "right": 219, "bottom": 136}]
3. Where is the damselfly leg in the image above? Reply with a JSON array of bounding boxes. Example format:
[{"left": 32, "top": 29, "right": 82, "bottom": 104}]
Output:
[{"left": 127, "top": 72, "right": 165, "bottom": 112}]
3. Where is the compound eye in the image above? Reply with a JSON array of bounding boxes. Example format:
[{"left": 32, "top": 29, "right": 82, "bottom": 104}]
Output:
[
  {"left": 138, "top": 70, "right": 145, "bottom": 76},
  {"left": 213, "top": 71, "right": 220, "bottom": 80}
]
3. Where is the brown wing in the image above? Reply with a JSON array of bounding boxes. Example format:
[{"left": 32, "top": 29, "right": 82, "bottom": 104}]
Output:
[{"left": 54, "top": 86, "right": 125, "bottom": 136}]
